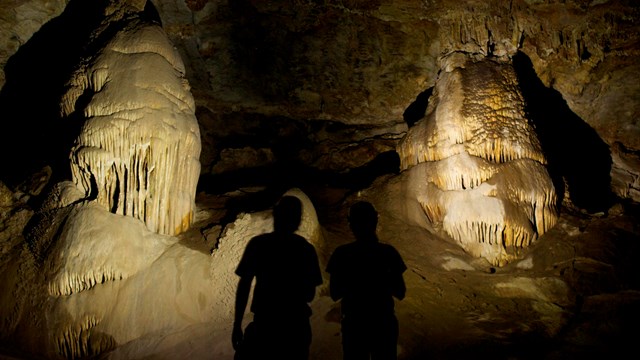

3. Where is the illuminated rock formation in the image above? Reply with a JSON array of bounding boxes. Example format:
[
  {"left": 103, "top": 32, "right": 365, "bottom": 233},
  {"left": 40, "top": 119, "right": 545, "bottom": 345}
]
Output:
[
  {"left": 212, "top": 187, "right": 326, "bottom": 292},
  {"left": 1, "top": 180, "right": 323, "bottom": 359},
  {"left": 60, "top": 9, "right": 201, "bottom": 236},
  {"left": 40, "top": 201, "right": 203, "bottom": 358},
  {"left": 284, "top": 187, "right": 325, "bottom": 249},
  {"left": 397, "top": 53, "right": 558, "bottom": 266},
  {"left": 0, "top": 3, "right": 209, "bottom": 358}
]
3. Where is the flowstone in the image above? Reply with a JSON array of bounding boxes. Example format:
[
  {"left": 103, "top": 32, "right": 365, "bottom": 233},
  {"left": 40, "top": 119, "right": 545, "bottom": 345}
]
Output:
[
  {"left": 397, "top": 53, "right": 558, "bottom": 266},
  {"left": 0, "top": 2, "right": 209, "bottom": 358},
  {"left": 61, "top": 10, "right": 201, "bottom": 236}
]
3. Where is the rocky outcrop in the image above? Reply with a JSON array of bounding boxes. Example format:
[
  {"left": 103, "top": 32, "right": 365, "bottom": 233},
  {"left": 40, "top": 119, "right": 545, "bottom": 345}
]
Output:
[{"left": 0, "top": 2, "right": 205, "bottom": 358}]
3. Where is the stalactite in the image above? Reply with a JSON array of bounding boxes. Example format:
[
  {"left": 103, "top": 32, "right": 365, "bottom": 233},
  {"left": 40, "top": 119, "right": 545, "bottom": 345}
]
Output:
[
  {"left": 55, "top": 315, "right": 114, "bottom": 359},
  {"left": 48, "top": 267, "right": 126, "bottom": 296}
]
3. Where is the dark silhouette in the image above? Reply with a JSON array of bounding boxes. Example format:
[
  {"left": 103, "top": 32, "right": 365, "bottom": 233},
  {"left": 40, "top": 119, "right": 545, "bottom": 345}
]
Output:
[
  {"left": 232, "top": 196, "right": 323, "bottom": 359},
  {"left": 326, "top": 201, "right": 407, "bottom": 360}
]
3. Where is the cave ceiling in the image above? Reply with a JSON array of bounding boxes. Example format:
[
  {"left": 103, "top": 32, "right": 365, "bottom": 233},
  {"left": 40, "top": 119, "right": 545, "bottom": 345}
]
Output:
[{"left": 1, "top": 0, "right": 638, "bottom": 204}]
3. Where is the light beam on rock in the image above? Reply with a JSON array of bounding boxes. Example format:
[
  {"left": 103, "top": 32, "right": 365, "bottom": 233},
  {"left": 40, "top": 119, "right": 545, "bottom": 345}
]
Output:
[{"left": 397, "top": 53, "right": 558, "bottom": 266}]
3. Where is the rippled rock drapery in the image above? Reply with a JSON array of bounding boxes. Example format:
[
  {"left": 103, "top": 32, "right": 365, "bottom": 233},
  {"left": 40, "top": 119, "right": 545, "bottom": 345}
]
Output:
[
  {"left": 397, "top": 53, "right": 558, "bottom": 266},
  {"left": 60, "top": 3, "right": 201, "bottom": 236}
]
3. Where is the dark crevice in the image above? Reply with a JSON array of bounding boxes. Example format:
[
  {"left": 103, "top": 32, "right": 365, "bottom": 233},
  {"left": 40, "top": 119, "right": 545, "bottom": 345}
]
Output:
[
  {"left": 198, "top": 149, "right": 400, "bottom": 229},
  {"left": 513, "top": 51, "right": 614, "bottom": 213},
  {"left": 198, "top": 149, "right": 400, "bottom": 198},
  {"left": 0, "top": 0, "right": 109, "bottom": 190},
  {"left": 403, "top": 87, "right": 433, "bottom": 128}
]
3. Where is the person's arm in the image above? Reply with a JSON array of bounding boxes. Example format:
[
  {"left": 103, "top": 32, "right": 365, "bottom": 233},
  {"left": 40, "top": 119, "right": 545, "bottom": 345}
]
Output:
[
  {"left": 326, "top": 249, "right": 345, "bottom": 301},
  {"left": 329, "top": 273, "right": 345, "bottom": 301},
  {"left": 232, "top": 275, "right": 253, "bottom": 349},
  {"left": 305, "top": 249, "right": 323, "bottom": 302},
  {"left": 391, "top": 271, "right": 406, "bottom": 300},
  {"left": 389, "top": 246, "right": 407, "bottom": 300}
]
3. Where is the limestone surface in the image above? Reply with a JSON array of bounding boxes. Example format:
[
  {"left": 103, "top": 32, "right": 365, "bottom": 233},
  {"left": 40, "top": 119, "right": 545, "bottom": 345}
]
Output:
[
  {"left": 0, "top": 1, "right": 638, "bottom": 359},
  {"left": 61, "top": 13, "right": 201, "bottom": 236},
  {"left": 397, "top": 54, "right": 558, "bottom": 266}
]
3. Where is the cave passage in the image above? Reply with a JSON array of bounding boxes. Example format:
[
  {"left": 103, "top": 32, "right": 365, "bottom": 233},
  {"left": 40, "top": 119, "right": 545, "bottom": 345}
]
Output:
[
  {"left": 0, "top": 0, "right": 162, "bottom": 193},
  {"left": 513, "top": 51, "right": 614, "bottom": 213}
]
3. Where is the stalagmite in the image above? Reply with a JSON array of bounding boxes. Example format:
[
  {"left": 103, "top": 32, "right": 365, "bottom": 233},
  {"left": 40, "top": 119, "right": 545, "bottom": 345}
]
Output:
[
  {"left": 397, "top": 53, "right": 558, "bottom": 266},
  {"left": 5, "top": 3, "right": 208, "bottom": 358},
  {"left": 284, "top": 187, "right": 325, "bottom": 250},
  {"left": 61, "top": 17, "right": 201, "bottom": 236}
]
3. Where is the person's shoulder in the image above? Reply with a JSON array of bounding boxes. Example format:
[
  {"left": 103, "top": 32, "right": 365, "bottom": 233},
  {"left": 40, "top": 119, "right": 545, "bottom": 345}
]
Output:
[
  {"left": 330, "top": 241, "right": 358, "bottom": 258},
  {"left": 377, "top": 242, "right": 405, "bottom": 258},
  {"left": 334, "top": 241, "right": 356, "bottom": 251},
  {"left": 283, "top": 232, "right": 312, "bottom": 246},
  {"left": 291, "top": 233, "right": 308, "bottom": 242},
  {"left": 378, "top": 242, "right": 407, "bottom": 268},
  {"left": 247, "top": 233, "right": 273, "bottom": 247},
  {"left": 250, "top": 233, "right": 272, "bottom": 241},
  {"left": 296, "top": 234, "right": 318, "bottom": 251},
  {"left": 377, "top": 241, "right": 400, "bottom": 251},
  {"left": 326, "top": 243, "right": 350, "bottom": 272}
]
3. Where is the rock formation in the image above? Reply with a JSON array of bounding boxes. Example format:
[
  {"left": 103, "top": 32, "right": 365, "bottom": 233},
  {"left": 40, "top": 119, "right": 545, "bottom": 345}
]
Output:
[
  {"left": 0, "top": 1, "right": 207, "bottom": 358},
  {"left": 397, "top": 53, "right": 558, "bottom": 266},
  {"left": 60, "top": 4, "right": 201, "bottom": 236},
  {"left": 0, "top": 1, "right": 638, "bottom": 359}
]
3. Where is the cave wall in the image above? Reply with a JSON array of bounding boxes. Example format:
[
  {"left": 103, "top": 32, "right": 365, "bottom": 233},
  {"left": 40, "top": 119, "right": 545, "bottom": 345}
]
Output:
[
  {"left": 0, "top": 0, "right": 638, "bottom": 203},
  {"left": 0, "top": 2, "right": 638, "bottom": 358}
]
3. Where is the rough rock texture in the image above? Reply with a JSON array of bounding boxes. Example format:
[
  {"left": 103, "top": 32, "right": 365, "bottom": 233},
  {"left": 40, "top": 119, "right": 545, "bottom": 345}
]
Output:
[
  {"left": 0, "top": 0, "right": 67, "bottom": 87},
  {"left": 0, "top": 0, "right": 639, "bottom": 359},
  {"left": 1, "top": 0, "right": 638, "bottom": 204},
  {"left": 150, "top": 0, "right": 639, "bottom": 188},
  {"left": 397, "top": 53, "right": 558, "bottom": 266},
  {"left": 1, "top": 176, "right": 639, "bottom": 360},
  {"left": 0, "top": 1, "right": 206, "bottom": 358}
]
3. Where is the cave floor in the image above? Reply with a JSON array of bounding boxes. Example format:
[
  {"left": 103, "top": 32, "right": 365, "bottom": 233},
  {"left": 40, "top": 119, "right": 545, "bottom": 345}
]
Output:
[
  {"left": 188, "top": 183, "right": 640, "bottom": 360},
  {"left": 2, "top": 182, "right": 637, "bottom": 360}
]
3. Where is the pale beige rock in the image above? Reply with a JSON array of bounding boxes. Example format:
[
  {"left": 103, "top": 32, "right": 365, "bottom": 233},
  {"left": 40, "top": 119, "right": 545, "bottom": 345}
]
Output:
[
  {"left": 397, "top": 55, "right": 558, "bottom": 266},
  {"left": 0, "top": 1, "right": 638, "bottom": 359},
  {"left": 284, "top": 187, "right": 326, "bottom": 261},
  {"left": 45, "top": 202, "right": 177, "bottom": 297},
  {"left": 61, "top": 15, "right": 201, "bottom": 236},
  {"left": 2, "top": 191, "right": 312, "bottom": 359},
  {"left": 0, "top": 3, "right": 209, "bottom": 358},
  {"left": 0, "top": 199, "right": 226, "bottom": 359},
  {"left": 2, "top": 0, "right": 638, "bottom": 201}
]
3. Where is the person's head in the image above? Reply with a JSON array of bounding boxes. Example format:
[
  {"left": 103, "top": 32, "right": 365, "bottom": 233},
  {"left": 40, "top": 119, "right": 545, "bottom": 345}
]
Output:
[
  {"left": 348, "top": 201, "right": 378, "bottom": 241},
  {"left": 273, "top": 196, "right": 302, "bottom": 233}
]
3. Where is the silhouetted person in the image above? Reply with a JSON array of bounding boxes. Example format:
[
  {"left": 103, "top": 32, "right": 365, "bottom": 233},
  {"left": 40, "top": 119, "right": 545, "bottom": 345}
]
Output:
[
  {"left": 232, "top": 196, "right": 323, "bottom": 360},
  {"left": 327, "top": 201, "right": 407, "bottom": 360}
]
